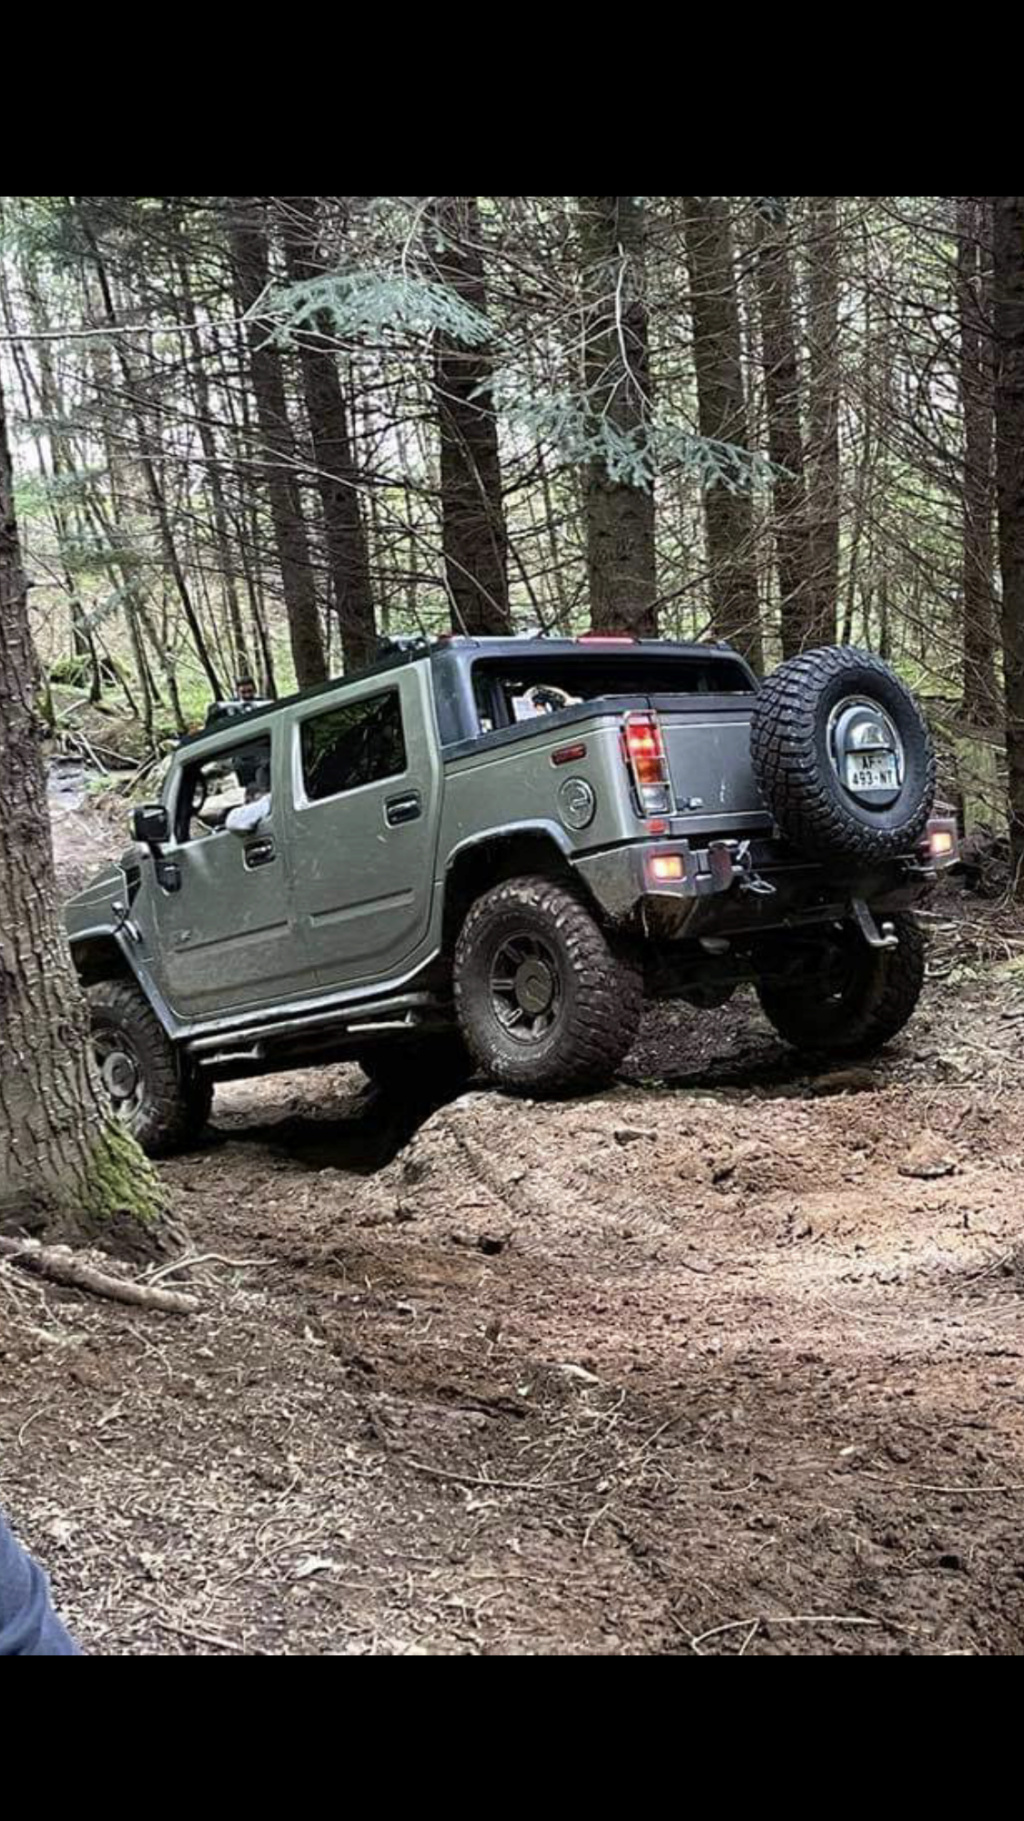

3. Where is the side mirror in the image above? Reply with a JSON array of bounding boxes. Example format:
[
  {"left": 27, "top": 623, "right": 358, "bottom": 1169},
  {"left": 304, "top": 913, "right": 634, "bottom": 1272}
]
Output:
[{"left": 132, "top": 804, "right": 171, "bottom": 848}]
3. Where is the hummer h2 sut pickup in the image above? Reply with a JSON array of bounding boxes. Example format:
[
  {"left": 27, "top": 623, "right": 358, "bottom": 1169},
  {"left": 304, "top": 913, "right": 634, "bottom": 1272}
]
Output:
[{"left": 63, "top": 634, "right": 958, "bottom": 1153}]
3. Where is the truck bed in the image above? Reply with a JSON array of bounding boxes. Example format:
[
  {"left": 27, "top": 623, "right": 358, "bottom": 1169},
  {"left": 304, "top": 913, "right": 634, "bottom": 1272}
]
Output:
[{"left": 441, "top": 691, "right": 769, "bottom": 833}]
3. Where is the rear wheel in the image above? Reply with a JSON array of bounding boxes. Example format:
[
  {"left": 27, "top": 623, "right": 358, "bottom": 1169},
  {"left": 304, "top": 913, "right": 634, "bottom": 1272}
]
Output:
[
  {"left": 88, "top": 980, "right": 212, "bottom": 1156},
  {"left": 453, "top": 876, "right": 643, "bottom": 1096},
  {"left": 755, "top": 910, "right": 925, "bottom": 1056}
]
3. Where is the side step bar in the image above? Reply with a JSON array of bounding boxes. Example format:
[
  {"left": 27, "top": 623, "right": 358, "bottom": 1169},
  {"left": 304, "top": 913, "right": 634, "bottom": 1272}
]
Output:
[{"left": 186, "top": 991, "right": 452, "bottom": 1063}]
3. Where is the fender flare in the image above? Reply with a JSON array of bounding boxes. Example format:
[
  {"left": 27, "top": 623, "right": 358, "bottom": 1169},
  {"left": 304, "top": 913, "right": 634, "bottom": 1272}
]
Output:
[{"left": 68, "top": 924, "right": 182, "bottom": 1038}]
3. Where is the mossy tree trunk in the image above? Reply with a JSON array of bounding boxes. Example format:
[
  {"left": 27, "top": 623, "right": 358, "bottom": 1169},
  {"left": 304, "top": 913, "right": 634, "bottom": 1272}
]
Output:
[{"left": 0, "top": 364, "right": 166, "bottom": 1248}]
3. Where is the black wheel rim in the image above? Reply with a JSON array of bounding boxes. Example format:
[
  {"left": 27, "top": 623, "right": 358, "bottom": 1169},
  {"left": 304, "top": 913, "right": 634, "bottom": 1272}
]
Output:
[
  {"left": 489, "top": 933, "right": 562, "bottom": 1044},
  {"left": 93, "top": 1028, "right": 145, "bottom": 1123}
]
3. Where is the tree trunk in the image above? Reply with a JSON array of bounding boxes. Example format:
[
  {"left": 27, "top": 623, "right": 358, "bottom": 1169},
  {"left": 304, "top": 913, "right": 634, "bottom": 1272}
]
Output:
[
  {"left": 277, "top": 197, "right": 378, "bottom": 671},
  {"left": 958, "top": 198, "right": 1000, "bottom": 726},
  {"left": 0, "top": 365, "right": 165, "bottom": 1246},
  {"left": 0, "top": 258, "right": 104, "bottom": 701},
  {"left": 754, "top": 199, "right": 814, "bottom": 657},
  {"left": 805, "top": 197, "right": 840, "bottom": 645},
  {"left": 76, "top": 221, "right": 223, "bottom": 703},
  {"left": 577, "top": 196, "right": 658, "bottom": 635},
  {"left": 992, "top": 197, "right": 1024, "bottom": 892},
  {"left": 682, "top": 197, "right": 762, "bottom": 670},
  {"left": 175, "top": 252, "right": 252, "bottom": 682},
  {"left": 228, "top": 197, "right": 327, "bottom": 689},
  {"left": 430, "top": 197, "right": 511, "bottom": 634}
]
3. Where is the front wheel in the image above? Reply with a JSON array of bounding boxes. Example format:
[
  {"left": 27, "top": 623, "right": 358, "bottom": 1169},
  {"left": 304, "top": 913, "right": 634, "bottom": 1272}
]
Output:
[
  {"left": 88, "top": 980, "right": 213, "bottom": 1156},
  {"left": 453, "top": 876, "right": 643, "bottom": 1096},
  {"left": 755, "top": 910, "right": 926, "bottom": 1057}
]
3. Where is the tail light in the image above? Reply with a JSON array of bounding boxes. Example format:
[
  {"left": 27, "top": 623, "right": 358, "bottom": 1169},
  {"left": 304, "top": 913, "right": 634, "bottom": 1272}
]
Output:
[
  {"left": 622, "top": 711, "right": 673, "bottom": 815},
  {"left": 577, "top": 631, "right": 638, "bottom": 645}
]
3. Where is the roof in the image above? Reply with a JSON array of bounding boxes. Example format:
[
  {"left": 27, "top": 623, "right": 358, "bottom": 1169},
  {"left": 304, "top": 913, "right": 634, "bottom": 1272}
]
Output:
[
  {"left": 174, "top": 644, "right": 423, "bottom": 750},
  {"left": 173, "top": 633, "right": 751, "bottom": 753}
]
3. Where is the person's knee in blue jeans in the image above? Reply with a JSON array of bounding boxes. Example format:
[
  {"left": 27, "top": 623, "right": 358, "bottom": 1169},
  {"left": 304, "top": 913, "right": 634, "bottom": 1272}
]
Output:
[{"left": 0, "top": 1507, "right": 80, "bottom": 1655}]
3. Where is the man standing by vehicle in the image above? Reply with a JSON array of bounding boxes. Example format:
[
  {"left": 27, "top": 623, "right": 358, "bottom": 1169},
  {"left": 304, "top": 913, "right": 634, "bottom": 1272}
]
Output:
[
  {"left": 204, "top": 674, "right": 269, "bottom": 730},
  {"left": 0, "top": 1506, "right": 79, "bottom": 1655}
]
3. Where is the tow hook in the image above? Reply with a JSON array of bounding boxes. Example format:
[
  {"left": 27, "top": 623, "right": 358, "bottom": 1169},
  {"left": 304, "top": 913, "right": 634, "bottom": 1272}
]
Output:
[
  {"left": 733, "top": 840, "right": 777, "bottom": 897},
  {"left": 851, "top": 897, "right": 898, "bottom": 950}
]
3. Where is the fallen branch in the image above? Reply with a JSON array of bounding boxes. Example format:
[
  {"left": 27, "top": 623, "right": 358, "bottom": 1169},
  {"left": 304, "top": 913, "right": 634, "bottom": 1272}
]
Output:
[
  {"left": 146, "top": 1250, "right": 271, "bottom": 1285},
  {"left": 0, "top": 1236, "right": 200, "bottom": 1315}
]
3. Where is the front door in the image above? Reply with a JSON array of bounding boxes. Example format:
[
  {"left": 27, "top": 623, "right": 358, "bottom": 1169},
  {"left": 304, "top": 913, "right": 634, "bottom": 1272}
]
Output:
[
  {"left": 287, "top": 666, "right": 442, "bottom": 990},
  {"left": 149, "top": 729, "right": 313, "bottom": 1021}
]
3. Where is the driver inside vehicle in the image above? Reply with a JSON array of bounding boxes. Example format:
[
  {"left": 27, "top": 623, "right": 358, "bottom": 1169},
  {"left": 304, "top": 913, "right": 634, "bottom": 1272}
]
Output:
[
  {"left": 184, "top": 737, "right": 271, "bottom": 840},
  {"left": 225, "top": 760, "right": 271, "bottom": 834}
]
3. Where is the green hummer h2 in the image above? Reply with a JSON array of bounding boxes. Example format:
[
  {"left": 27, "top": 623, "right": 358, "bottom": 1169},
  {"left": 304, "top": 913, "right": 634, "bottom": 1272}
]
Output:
[{"left": 64, "top": 633, "right": 958, "bottom": 1154}]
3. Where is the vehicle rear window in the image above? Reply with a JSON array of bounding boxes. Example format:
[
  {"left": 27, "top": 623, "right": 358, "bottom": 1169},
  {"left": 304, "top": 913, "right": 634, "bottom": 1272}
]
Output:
[
  {"left": 301, "top": 689, "right": 407, "bottom": 802},
  {"left": 471, "top": 653, "right": 752, "bottom": 733}
]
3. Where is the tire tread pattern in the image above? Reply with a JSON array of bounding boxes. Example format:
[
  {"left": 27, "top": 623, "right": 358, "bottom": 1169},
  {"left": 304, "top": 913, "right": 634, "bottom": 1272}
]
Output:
[
  {"left": 87, "top": 980, "right": 212, "bottom": 1157},
  {"left": 757, "top": 910, "right": 926, "bottom": 1055},
  {"left": 454, "top": 876, "right": 643, "bottom": 1095}
]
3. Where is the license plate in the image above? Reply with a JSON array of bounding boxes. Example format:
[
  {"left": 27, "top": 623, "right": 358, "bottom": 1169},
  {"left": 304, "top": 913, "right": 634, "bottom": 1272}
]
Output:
[{"left": 845, "top": 755, "right": 898, "bottom": 792}]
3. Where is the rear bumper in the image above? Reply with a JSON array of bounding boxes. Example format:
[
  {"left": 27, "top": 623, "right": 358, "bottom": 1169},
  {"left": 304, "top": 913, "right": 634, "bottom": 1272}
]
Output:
[{"left": 573, "top": 818, "right": 959, "bottom": 939}]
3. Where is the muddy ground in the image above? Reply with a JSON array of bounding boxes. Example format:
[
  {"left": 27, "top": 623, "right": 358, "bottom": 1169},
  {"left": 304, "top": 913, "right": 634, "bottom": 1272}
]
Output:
[{"left": 3, "top": 812, "right": 1024, "bottom": 1654}]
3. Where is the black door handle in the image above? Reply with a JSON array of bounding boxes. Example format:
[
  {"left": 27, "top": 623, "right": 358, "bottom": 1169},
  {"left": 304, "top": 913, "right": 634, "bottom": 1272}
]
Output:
[
  {"left": 244, "top": 838, "right": 276, "bottom": 869},
  {"left": 385, "top": 791, "right": 422, "bottom": 826}
]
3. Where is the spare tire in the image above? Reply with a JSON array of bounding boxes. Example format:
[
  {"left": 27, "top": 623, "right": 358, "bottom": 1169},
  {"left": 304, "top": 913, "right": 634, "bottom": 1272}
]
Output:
[{"left": 750, "top": 646, "right": 936, "bottom": 861}]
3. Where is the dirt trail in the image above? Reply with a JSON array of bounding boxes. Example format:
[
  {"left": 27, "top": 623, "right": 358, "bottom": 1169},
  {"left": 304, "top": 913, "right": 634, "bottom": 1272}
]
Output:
[{"left": 5, "top": 881, "right": 1024, "bottom": 1652}]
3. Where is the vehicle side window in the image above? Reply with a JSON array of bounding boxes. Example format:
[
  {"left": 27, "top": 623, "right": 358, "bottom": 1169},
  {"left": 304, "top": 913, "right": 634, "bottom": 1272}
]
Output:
[
  {"left": 176, "top": 735, "right": 272, "bottom": 842},
  {"left": 300, "top": 690, "right": 406, "bottom": 803}
]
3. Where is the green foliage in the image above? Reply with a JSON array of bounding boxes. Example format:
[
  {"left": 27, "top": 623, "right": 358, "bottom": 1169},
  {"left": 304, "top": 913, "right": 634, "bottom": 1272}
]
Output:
[
  {"left": 49, "top": 655, "right": 95, "bottom": 688},
  {"left": 20, "top": 461, "right": 107, "bottom": 506},
  {"left": 267, "top": 272, "right": 493, "bottom": 348},
  {"left": 490, "top": 373, "right": 777, "bottom": 494}
]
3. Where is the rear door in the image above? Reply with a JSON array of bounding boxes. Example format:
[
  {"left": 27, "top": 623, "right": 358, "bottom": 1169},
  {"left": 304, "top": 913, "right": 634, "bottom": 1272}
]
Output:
[{"left": 288, "top": 664, "right": 442, "bottom": 989}]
